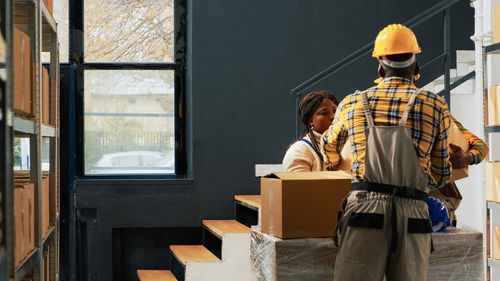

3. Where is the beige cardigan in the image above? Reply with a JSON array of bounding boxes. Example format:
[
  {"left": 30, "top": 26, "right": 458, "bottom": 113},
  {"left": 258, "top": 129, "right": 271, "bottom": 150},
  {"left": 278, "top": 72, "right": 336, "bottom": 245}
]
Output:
[{"left": 282, "top": 131, "right": 324, "bottom": 172}]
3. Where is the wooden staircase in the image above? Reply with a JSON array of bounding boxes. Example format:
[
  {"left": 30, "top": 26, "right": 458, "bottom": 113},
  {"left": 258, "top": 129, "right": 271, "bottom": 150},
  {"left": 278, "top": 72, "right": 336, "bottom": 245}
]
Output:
[
  {"left": 137, "top": 195, "right": 261, "bottom": 281},
  {"left": 137, "top": 270, "right": 177, "bottom": 281}
]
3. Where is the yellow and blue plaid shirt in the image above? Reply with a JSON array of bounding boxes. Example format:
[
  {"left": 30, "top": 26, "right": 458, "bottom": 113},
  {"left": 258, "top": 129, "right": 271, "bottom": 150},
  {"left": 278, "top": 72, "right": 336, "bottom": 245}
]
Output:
[{"left": 323, "top": 77, "right": 452, "bottom": 189}]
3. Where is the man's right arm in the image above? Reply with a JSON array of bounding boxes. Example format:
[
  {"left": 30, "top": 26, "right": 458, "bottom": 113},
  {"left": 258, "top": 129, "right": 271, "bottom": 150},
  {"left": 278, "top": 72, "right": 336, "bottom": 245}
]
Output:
[{"left": 322, "top": 98, "right": 349, "bottom": 169}]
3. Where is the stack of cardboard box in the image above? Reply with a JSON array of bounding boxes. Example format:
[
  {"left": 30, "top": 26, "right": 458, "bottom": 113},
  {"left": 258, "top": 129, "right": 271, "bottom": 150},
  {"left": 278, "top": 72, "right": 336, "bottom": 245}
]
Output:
[{"left": 13, "top": 27, "right": 33, "bottom": 118}]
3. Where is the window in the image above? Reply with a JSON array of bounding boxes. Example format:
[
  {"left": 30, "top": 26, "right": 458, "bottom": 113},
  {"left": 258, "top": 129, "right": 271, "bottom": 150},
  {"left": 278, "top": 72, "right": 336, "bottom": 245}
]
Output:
[{"left": 76, "top": 0, "right": 186, "bottom": 176}]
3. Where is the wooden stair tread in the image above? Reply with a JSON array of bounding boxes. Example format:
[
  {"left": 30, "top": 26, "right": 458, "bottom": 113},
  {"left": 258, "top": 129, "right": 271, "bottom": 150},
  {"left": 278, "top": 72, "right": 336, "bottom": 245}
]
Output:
[
  {"left": 170, "top": 245, "right": 220, "bottom": 265},
  {"left": 137, "top": 270, "right": 177, "bottom": 281},
  {"left": 234, "top": 195, "right": 261, "bottom": 208},
  {"left": 203, "top": 220, "right": 250, "bottom": 237}
]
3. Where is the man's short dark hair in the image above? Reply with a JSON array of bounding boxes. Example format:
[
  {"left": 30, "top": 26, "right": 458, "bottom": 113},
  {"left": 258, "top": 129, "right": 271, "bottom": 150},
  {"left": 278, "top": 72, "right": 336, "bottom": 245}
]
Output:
[{"left": 385, "top": 53, "right": 413, "bottom": 62}]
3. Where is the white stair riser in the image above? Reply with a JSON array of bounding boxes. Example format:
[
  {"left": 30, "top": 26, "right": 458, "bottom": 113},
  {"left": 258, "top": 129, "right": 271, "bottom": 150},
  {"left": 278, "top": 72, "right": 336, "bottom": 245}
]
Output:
[
  {"left": 456, "top": 50, "right": 475, "bottom": 64},
  {"left": 185, "top": 233, "right": 251, "bottom": 281}
]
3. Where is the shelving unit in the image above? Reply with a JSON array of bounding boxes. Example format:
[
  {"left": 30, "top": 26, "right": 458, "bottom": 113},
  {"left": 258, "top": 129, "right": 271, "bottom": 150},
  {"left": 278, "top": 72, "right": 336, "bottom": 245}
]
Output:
[
  {"left": 0, "top": 1, "right": 10, "bottom": 280},
  {"left": 484, "top": 42, "right": 500, "bottom": 279},
  {"left": 3, "top": 0, "right": 60, "bottom": 280}
]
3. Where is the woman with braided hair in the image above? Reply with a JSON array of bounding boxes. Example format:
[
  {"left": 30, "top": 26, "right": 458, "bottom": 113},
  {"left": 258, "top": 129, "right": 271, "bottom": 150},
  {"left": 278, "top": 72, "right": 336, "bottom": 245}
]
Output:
[{"left": 282, "top": 91, "right": 339, "bottom": 172}]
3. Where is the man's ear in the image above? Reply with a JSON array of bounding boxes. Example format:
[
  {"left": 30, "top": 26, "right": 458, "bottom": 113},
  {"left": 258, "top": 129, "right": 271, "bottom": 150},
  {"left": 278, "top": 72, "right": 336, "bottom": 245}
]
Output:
[
  {"left": 414, "top": 62, "right": 420, "bottom": 76},
  {"left": 378, "top": 63, "right": 385, "bottom": 78}
]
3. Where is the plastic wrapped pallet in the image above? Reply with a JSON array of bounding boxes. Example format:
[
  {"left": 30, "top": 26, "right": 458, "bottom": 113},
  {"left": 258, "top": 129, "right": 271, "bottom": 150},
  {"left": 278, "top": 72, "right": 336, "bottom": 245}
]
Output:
[
  {"left": 251, "top": 225, "right": 336, "bottom": 281},
  {"left": 428, "top": 228, "right": 483, "bottom": 281},
  {"left": 251, "top": 226, "right": 482, "bottom": 281}
]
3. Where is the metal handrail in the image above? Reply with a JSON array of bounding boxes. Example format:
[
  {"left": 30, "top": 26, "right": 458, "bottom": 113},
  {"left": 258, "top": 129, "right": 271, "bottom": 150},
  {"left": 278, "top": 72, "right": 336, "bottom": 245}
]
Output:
[
  {"left": 290, "top": 0, "right": 462, "bottom": 97},
  {"left": 437, "top": 70, "right": 476, "bottom": 96}
]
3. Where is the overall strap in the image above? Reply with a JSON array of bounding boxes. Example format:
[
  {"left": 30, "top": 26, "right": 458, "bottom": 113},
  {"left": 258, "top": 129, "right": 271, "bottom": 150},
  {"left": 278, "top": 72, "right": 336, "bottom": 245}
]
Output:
[
  {"left": 359, "top": 91, "right": 375, "bottom": 128},
  {"left": 399, "top": 89, "right": 423, "bottom": 127}
]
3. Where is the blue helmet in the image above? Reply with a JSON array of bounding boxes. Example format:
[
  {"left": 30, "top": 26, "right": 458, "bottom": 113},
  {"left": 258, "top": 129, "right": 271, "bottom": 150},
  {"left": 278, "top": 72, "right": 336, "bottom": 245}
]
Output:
[{"left": 427, "top": 196, "right": 451, "bottom": 232}]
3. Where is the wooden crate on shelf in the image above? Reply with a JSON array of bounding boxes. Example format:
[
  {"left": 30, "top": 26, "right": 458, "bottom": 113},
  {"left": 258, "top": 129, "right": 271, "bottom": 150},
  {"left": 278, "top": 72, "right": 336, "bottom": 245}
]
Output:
[{"left": 13, "top": 27, "right": 34, "bottom": 118}]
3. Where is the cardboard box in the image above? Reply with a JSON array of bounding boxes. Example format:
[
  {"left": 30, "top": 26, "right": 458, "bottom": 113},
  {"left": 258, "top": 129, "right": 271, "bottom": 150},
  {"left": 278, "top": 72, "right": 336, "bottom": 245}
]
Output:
[
  {"left": 25, "top": 182, "right": 35, "bottom": 256},
  {"left": 447, "top": 121, "right": 469, "bottom": 182},
  {"left": 42, "top": 67, "right": 50, "bottom": 124},
  {"left": 250, "top": 225, "right": 336, "bottom": 281},
  {"left": 486, "top": 162, "right": 500, "bottom": 202},
  {"left": 13, "top": 27, "right": 25, "bottom": 113},
  {"left": 489, "top": 85, "right": 500, "bottom": 125},
  {"left": 494, "top": 226, "right": 500, "bottom": 259},
  {"left": 13, "top": 182, "right": 35, "bottom": 267},
  {"left": 494, "top": 4, "right": 500, "bottom": 44},
  {"left": 43, "top": 0, "right": 53, "bottom": 16},
  {"left": 13, "top": 186, "right": 25, "bottom": 267},
  {"left": 42, "top": 175, "right": 50, "bottom": 238},
  {"left": 336, "top": 121, "right": 469, "bottom": 183},
  {"left": 24, "top": 41, "right": 33, "bottom": 116},
  {"left": 12, "top": 27, "right": 33, "bottom": 117},
  {"left": 261, "top": 171, "right": 351, "bottom": 238}
]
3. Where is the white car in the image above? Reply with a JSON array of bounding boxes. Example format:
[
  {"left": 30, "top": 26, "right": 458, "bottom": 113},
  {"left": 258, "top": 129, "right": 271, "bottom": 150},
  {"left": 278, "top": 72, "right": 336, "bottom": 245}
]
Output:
[{"left": 89, "top": 151, "right": 175, "bottom": 175}]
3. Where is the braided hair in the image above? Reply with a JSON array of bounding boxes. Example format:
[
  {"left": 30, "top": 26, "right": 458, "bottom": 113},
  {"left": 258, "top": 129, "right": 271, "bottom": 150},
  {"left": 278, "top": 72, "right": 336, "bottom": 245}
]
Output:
[{"left": 297, "top": 91, "right": 339, "bottom": 160}]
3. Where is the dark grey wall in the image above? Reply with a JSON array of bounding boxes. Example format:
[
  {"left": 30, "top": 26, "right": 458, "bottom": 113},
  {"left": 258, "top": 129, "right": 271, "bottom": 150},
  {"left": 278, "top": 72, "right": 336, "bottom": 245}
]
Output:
[{"left": 69, "top": 1, "right": 474, "bottom": 280}]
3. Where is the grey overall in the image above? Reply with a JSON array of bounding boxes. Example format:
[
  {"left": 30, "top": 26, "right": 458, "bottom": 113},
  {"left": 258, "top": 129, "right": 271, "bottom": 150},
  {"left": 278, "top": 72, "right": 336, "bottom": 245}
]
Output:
[{"left": 333, "top": 90, "right": 433, "bottom": 281}]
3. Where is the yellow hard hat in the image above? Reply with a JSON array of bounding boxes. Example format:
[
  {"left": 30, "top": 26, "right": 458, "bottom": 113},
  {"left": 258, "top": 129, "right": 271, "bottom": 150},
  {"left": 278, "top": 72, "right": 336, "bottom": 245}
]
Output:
[{"left": 372, "top": 24, "right": 421, "bottom": 58}]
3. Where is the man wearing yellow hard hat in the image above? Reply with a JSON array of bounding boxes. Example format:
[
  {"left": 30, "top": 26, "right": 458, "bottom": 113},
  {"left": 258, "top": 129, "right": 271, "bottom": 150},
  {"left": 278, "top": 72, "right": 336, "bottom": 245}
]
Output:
[{"left": 322, "top": 24, "right": 452, "bottom": 280}]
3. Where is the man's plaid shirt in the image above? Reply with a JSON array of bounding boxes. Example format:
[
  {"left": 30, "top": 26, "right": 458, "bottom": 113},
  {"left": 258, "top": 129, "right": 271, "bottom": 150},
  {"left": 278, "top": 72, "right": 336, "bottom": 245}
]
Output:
[{"left": 322, "top": 77, "right": 452, "bottom": 189}]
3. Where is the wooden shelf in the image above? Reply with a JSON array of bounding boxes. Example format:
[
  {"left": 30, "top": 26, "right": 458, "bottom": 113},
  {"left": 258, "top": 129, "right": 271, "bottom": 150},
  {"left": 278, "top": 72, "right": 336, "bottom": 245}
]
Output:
[
  {"left": 234, "top": 195, "right": 261, "bottom": 210},
  {"left": 137, "top": 270, "right": 177, "bottom": 281},
  {"left": 203, "top": 220, "right": 250, "bottom": 238},
  {"left": 170, "top": 245, "right": 220, "bottom": 267}
]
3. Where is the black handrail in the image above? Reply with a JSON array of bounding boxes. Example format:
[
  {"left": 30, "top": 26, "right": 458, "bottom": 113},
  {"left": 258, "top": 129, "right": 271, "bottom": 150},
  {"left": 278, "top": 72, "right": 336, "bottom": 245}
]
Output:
[
  {"left": 437, "top": 70, "right": 475, "bottom": 97},
  {"left": 290, "top": 0, "right": 462, "bottom": 97}
]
